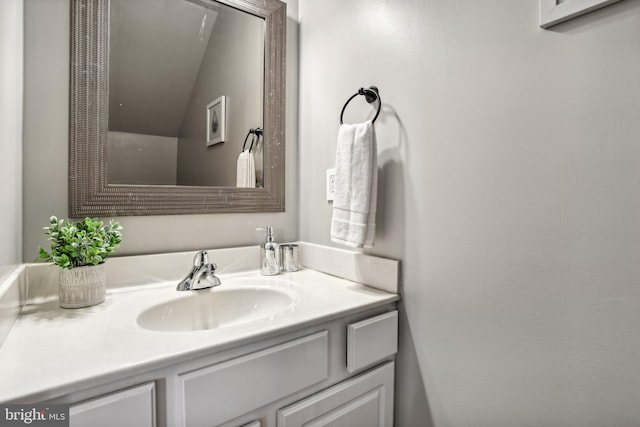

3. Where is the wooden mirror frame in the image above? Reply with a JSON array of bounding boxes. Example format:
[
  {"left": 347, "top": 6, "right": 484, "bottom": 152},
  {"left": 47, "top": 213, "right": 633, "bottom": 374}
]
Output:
[{"left": 69, "top": 0, "right": 286, "bottom": 216}]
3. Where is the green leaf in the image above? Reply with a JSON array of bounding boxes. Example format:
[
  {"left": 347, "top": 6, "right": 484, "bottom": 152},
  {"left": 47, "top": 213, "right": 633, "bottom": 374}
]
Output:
[{"left": 37, "top": 216, "right": 123, "bottom": 269}]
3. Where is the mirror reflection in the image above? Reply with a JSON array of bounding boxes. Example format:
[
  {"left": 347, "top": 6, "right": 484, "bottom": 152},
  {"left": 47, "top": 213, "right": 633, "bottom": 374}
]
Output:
[{"left": 107, "top": 0, "right": 265, "bottom": 187}]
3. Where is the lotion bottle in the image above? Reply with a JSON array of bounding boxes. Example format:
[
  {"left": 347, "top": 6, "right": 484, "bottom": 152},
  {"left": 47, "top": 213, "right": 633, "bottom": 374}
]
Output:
[{"left": 257, "top": 226, "right": 280, "bottom": 275}]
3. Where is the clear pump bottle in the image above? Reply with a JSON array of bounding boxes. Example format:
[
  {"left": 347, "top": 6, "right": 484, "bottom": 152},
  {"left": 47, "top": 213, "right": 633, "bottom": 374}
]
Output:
[{"left": 257, "top": 226, "right": 280, "bottom": 275}]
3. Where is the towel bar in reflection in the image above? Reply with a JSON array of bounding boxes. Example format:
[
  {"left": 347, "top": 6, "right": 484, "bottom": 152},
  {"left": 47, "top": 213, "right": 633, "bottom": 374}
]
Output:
[{"left": 242, "top": 127, "right": 263, "bottom": 152}]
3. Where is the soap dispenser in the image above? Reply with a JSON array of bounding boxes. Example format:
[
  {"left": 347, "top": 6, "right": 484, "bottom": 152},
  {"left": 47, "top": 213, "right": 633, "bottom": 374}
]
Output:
[{"left": 257, "top": 226, "right": 280, "bottom": 275}]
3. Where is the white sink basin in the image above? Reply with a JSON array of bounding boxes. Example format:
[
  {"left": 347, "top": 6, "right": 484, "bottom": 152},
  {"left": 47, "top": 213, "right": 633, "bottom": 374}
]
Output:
[{"left": 137, "top": 285, "right": 296, "bottom": 332}]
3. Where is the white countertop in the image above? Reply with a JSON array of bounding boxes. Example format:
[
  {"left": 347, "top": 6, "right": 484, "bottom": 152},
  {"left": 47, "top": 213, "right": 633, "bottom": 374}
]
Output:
[{"left": 0, "top": 268, "right": 398, "bottom": 403}]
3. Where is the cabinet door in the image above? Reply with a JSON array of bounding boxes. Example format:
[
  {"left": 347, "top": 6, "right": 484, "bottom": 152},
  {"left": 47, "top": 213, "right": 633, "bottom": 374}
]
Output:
[
  {"left": 69, "top": 382, "right": 155, "bottom": 427},
  {"left": 277, "top": 362, "right": 394, "bottom": 427},
  {"left": 347, "top": 311, "right": 398, "bottom": 373},
  {"left": 180, "top": 331, "right": 329, "bottom": 427}
]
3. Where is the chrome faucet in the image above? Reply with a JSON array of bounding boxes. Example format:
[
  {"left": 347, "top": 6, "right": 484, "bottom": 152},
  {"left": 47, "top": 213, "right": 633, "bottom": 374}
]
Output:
[{"left": 176, "top": 251, "right": 222, "bottom": 291}]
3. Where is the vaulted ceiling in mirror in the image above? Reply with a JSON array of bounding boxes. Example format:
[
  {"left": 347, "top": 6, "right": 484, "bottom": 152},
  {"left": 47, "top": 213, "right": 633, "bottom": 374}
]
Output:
[{"left": 109, "top": 0, "right": 218, "bottom": 137}]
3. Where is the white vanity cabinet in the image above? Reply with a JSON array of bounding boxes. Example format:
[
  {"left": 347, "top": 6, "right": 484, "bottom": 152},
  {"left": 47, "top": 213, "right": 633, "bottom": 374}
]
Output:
[
  {"left": 275, "top": 311, "right": 398, "bottom": 427},
  {"left": 179, "top": 331, "right": 330, "bottom": 427},
  {"left": 277, "top": 362, "right": 395, "bottom": 427},
  {"left": 55, "top": 306, "right": 398, "bottom": 427},
  {"left": 69, "top": 383, "right": 156, "bottom": 427}
]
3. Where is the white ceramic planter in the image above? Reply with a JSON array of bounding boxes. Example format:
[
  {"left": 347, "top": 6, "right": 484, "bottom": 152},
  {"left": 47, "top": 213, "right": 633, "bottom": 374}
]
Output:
[{"left": 59, "top": 264, "right": 106, "bottom": 308}]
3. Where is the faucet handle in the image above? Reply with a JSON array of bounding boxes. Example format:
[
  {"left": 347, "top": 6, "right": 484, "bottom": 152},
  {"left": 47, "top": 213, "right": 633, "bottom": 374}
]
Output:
[
  {"left": 193, "top": 250, "right": 209, "bottom": 267},
  {"left": 193, "top": 251, "right": 217, "bottom": 272}
]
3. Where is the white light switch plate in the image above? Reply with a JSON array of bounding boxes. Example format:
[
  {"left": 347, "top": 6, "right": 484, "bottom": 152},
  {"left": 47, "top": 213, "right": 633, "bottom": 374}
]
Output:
[{"left": 326, "top": 168, "right": 336, "bottom": 201}]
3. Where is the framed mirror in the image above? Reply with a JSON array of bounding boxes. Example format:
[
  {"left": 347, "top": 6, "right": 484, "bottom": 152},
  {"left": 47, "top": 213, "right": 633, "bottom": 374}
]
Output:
[{"left": 69, "top": 0, "right": 286, "bottom": 216}]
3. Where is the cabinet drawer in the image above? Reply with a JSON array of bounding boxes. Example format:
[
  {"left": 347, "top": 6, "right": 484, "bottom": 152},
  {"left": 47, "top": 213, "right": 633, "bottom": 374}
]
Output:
[
  {"left": 347, "top": 311, "right": 398, "bottom": 373},
  {"left": 69, "top": 382, "right": 155, "bottom": 427},
  {"left": 277, "top": 361, "right": 395, "bottom": 427},
  {"left": 180, "top": 331, "right": 329, "bottom": 427}
]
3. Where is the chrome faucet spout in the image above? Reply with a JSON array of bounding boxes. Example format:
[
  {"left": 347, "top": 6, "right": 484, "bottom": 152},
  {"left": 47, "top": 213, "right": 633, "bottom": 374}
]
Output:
[{"left": 176, "top": 251, "right": 222, "bottom": 291}]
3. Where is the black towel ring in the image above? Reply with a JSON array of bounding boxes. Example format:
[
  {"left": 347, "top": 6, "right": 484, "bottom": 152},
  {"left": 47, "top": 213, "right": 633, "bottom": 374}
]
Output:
[
  {"left": 339, "top": 86, "right": 381, "bottom": 124},
  {"left": 242, "top": 129, "right": 254, "bottom": 152},
  {"left": 250, "top": 128, "right": 263, "bottom": 152},
  {"left": 242, "top": 127, "right": 264, "bottom": 152}
]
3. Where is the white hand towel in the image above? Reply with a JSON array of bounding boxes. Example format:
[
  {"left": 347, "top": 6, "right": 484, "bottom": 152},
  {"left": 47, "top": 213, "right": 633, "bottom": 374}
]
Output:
[
  {"left": 236, "top": 151, "right": 256, "bottom": 188},
  {"left": 331, "top": 120, "right": 377, "bottom": 248},
  {"left": 247, "top": 152, "right": 256, "bottom": 187}
]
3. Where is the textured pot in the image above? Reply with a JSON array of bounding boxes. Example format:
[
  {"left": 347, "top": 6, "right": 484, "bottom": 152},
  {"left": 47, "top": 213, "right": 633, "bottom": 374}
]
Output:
[{"left": 59, "top": 263, "right": 106, "bottom": 308}]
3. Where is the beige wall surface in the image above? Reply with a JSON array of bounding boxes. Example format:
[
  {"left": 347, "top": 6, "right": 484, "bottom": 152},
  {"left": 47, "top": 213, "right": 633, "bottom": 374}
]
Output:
[
  {"left": 22, "top": 0, "right": 298, "bottom": 260},
  {"left": 0, "top": 0, "right": 23, "bottom": 282},
  {"left": 177, "top": 6, "right": 264, "bottom": 187},
  {"left": 108, "top": 0, "right": 214, "bottom": 137},
  {"left": 107, "top": 132, "right": 178, "bottom": 185},
  {"left": 298, "top": 0, "right": 640, "bottom": 426}
]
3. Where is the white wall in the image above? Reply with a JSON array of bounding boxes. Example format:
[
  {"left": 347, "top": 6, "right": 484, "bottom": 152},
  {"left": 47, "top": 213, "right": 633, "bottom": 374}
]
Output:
[
  {"left": 107, "top": 132, "right": 178, "bottom": 185},
  {"left": 0, "top": 0, "right": 23, "bottom": 282},
  {"left": 22, "top": 0, "right": 298, "bottom": 259},
  {"left": 109, "top": 0, "right": 215, "bottom": 137},
  {"left": 298, "top": 0, "right": 640, "bottom": 425},
  {"left": 177, "top": 7, "right": 264, "bottom": 187}
]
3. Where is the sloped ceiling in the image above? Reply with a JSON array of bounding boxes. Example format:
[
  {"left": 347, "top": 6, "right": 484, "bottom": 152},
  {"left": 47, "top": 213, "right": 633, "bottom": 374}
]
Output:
[{"left": 109, "top": 0, "right": 217, "bottom": 137}]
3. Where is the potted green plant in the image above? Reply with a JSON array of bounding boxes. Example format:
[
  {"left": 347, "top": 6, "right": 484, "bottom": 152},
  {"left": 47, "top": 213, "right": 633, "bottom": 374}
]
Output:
[{"left": 37, "top": 216, "right": 123, "bottom": 308}]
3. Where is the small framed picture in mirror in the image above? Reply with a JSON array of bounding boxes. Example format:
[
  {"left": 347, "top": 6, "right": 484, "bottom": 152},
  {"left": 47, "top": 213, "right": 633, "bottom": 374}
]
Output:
[
  {"left": 539, "top": 0, "right": 624, "bottom": 28},
  {"left": 206, "top": 96, "right": 226, "bottom": 146}
]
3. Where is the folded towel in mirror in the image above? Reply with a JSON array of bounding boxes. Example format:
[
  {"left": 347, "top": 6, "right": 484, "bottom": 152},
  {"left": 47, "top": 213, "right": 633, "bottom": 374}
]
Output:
[{"left": 236, "top": 151, "right": 256, "bottom": 188}]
